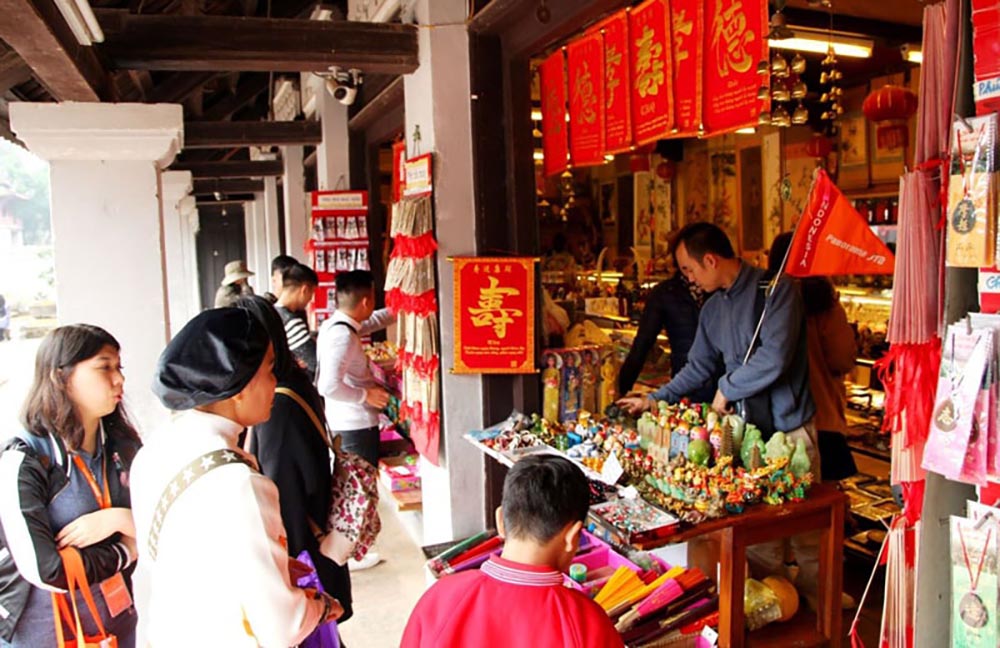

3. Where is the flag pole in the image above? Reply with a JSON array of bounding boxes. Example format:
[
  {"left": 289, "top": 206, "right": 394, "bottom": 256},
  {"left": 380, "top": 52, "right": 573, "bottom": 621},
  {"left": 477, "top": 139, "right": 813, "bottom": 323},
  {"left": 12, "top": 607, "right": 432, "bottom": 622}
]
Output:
[{"left": 741, "top": 167, "right": 822, "bottom": 365}]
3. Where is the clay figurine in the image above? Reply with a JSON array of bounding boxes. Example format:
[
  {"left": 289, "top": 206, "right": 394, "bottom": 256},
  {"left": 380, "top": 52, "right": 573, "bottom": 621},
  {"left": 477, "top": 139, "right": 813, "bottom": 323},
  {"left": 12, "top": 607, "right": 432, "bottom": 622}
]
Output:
[
  {"left": 740, "top": 427, "right": 766, "bottom": 469},
  {"left": 764, "top": 432, "right": 795, "bottom": 464},
  {"left": 789, "top": 438, "right": 812, "bottom": 478}
]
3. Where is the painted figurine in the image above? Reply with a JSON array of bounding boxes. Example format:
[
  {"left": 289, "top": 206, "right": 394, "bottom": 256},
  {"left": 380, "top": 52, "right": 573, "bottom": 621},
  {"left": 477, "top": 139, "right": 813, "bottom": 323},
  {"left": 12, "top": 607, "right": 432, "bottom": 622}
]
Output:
[
  {"left": 562, "top": 352, "right": 581, "bottom": 421},
  {"left": 541, "top": 353, "right": 562, "bottom": 423},
  {"left": 580, "top": 349, "right": 598, "bottom": 414},
  {"left": 599, "top": 352, "right": 618, "bottom": 414}
]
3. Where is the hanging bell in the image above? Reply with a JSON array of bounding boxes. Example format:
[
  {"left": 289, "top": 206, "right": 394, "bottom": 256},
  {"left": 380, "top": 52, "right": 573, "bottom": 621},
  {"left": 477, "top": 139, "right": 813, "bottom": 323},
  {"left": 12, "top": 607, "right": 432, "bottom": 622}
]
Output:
[
  {"left": 791, "top": 53, "right": 807, "bottom": 74},
  {"left": 772, "top": 105, "right": 792, "bottom": 127},
  {"left": 792, "top": 103, "right": 809, "bottom": 125},
  {"left": 759, "top": 110, "right": 773, "bottom": 125},
  {"left": 829, "top": 86, "right": 843, "bottom": 97},
  {"left": 820, "top": 92, "right": 831, "bottom": 103},
  {"left": 822, "top": 47, "right": 837, "bottom": 67},
  {"left": 771, "top": 54, "right": 789, "bottom": 76},
  {"left": 757, "top": 85, "right": 770, "bottom": 100},
  {"left": 791, "top": 81, "right": 808, "bottom": 100},
  {"left": 834, "top": 102, "right": 845, "bottom": 115},
  {"left": 821, "top": 110, "right": 833, "bottom": 120},
  {"left": 757, "top": 60, "right": 770, "bottom": 75},
  {"left": 772, "top": 86, "right": 791, "bottom": 102}
]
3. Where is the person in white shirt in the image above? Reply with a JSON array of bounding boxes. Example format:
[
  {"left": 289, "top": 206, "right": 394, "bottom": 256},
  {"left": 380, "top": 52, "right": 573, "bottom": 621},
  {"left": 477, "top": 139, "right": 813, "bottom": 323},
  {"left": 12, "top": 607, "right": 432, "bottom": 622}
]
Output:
[
  {"left": 131, "top": 309, "right": 342, "bottom": 647},
  {"left": 316, "top": 270, "right": 393, "bottom": 468}
]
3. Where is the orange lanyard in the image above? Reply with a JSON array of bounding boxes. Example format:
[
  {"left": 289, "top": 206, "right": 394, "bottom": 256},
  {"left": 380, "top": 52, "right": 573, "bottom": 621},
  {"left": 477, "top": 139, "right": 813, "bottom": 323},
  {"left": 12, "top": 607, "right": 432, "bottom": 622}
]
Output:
[{"left": 71, "top": 454, "right": 111, "bottom": 510}]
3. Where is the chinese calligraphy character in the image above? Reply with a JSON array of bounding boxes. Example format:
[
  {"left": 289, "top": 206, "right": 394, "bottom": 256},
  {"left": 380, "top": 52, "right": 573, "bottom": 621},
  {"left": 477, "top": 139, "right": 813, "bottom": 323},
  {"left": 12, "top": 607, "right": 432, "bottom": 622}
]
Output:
[
  {"left": 605, "top": 43, "right": 622, "bottom": 109},
  {"left": 710, "top": 0, "right": 755, "bottom": 77},
  {"left": 572, "top": 61, "right": 598, "bottom": 125},
  {"left": 673, "top": 9, "right": 694, "bottom": 65},
  {"left": 634, "top": 25, "right": 666, "bottom": 98},
  {"left": 543, "top": 87, "right": 564, "bottom": 136},
  {"left": 468, "top": 276, "right": 523, "bottom": 339}
]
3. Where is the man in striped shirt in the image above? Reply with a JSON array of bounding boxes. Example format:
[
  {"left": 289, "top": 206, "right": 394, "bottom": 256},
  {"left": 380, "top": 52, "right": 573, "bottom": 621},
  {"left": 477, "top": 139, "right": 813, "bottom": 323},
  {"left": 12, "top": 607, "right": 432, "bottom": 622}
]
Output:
[{"left": 275, "top": 263, "right": 319, "bottom": 377}]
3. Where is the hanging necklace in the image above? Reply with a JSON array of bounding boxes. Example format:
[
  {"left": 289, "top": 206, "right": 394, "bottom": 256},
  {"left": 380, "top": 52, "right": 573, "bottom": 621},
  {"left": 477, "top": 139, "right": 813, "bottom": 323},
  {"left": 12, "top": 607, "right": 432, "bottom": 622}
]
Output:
[
  {"left": 957, "top": 523, "right": 993, "bottom": 629},
  {"left": 934, "top": 333, "right": 966, "bottom": 432}
]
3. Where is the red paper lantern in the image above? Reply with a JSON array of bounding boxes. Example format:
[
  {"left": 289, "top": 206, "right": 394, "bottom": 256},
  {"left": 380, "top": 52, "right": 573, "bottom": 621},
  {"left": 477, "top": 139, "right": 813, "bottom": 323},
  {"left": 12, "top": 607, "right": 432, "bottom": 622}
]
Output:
[
  {"left": 630, "top": 153, "right": 651, "bottom": 173},
  {"left": 862, "top": 85, "right": 918, "bottom": 150},
  {"left": 805, "top": 134, "right": 833, "bottom": 159},
  {"left": 656, "top": 160, "right": 676, "bottom": 181}
]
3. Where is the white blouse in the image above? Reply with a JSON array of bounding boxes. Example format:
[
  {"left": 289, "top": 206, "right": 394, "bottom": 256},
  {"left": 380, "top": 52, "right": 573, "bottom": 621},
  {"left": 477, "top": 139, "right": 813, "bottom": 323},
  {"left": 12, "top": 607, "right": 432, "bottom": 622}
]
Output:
[{"left": 130, "top": 409, "right": 324, "bottom": 647}]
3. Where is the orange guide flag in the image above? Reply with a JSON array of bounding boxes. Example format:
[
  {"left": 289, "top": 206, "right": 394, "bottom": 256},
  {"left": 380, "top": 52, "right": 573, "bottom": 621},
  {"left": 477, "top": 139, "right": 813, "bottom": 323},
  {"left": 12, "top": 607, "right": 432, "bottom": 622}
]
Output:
[{"left": 786, "top": 169, "right": 896, "bottom": 277}]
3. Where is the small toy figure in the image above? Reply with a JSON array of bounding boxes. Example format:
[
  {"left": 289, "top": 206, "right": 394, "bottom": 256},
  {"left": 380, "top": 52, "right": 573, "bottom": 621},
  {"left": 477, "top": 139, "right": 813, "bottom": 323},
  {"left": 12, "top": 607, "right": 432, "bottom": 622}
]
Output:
[
  {"left": 541, "top": 352, "right": 562, "bottom": 423},
  {"left": 562, "top": 352, "right": 581, "bottom": 421},
  {"left": 580, "top": 349, "right": 598, "bottom": 414}
]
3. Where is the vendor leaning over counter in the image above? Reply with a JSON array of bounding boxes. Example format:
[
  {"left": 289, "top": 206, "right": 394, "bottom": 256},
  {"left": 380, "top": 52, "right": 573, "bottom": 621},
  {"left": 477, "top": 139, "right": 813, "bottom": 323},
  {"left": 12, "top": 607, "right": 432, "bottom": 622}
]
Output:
[
  {"left": 617, "top": 222, "right": 824, "bottom": 607},
  {"left": 616, "top": 253, "right": 716, "bottom": 404}
]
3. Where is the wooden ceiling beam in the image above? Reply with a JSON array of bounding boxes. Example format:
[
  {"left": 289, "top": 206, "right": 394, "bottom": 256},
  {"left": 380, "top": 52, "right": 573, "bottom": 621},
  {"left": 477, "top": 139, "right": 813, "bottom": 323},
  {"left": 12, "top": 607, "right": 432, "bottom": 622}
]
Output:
[
  {"left": 95, "top": 11, "right": 419, "bottom": 75},
  {"left": 349, "top": 76, "right": 403, "bottom": 132},
  {"left": 146, "top": 72, "right": 222, "bottom": 104},
  {"left": 202, "top": 74, "right": 268, "bottom": 121},
  {"left": 0, "top": 0, "right": 109, "bottom": 101},
  {"left": 185, "top": 120, "right": 322, "bottom": 148},
  {"left": 171, "top": 159, "right": 284, "bottom": 178},
  {"left": 0, "top": 51, "right": 32, "bottom": 96},
  {"left": 192, "top": 178, "right": 265, "bottom": 195}
]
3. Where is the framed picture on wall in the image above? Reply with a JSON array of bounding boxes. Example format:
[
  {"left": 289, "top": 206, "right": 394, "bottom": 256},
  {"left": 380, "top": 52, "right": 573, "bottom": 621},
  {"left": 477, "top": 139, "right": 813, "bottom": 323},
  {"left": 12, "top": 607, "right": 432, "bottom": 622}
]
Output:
[
  {"left": 737, "top": 145, "right": 765, "bottom": 253},
  {"left": 633, "top": 171, "right": 653, "bottom": 255}
]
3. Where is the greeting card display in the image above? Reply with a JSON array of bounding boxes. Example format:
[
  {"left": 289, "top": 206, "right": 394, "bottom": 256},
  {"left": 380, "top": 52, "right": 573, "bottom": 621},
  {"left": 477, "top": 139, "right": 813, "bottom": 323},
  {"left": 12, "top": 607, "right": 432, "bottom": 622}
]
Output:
[
  {"left": 946, "top": 115, "right": 997, "bottom": 268},
  {"left": 951, "top": 515, "right": 999, "bottom": 647}
]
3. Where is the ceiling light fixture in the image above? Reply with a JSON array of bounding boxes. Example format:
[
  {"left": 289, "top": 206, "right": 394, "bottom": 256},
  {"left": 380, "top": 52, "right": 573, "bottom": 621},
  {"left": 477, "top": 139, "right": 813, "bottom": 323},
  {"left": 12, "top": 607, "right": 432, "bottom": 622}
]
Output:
[{"left": 769, "top": 27, "right": 873, "bottom": 59}]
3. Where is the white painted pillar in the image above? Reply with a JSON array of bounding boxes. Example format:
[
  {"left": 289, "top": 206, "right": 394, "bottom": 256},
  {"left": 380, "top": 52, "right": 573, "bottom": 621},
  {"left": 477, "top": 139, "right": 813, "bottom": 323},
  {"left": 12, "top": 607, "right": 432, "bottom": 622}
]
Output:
[
  {"left": 405, "top": 0, "right": 485, "bottom": 544},
  {"left": 243, "top": 198, "right": 261, "bottom": 293},
  {"left": 281, "top": 145, "right": 308, "bottom": 261},
  {"left": 184, "top": 204, "right": 201, "bottom": 315},
  {"left": 315, "top": 75, "right": 351, "bottom": 190},
  {"left": 161, "top": 171, "right": 193, "bottom": 338},
  {"left": 10, "top": 102, "right": 183, "bottom": 432},
  {"left": 177, "top": 196, "right": 200, "bottom": 320},
  {"left": 262, "top": 175, "right": 281, "bottom": 271}
]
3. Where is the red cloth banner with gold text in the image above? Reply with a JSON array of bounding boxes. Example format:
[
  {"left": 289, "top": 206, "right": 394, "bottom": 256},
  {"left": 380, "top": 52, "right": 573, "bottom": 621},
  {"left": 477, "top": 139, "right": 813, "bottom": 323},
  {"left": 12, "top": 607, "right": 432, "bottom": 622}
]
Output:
[
  {"left": 786, "top": 170, "right": 895, "bottom": 276},
  {"left": 540, "top": 50, "right": 569, "bottom": 177},
  {"left": 597, "top": 10, "right": 632, "bottom": 153},
  {"left": 453, "top": 257, "right": 536, "bottom": 374},
  {"left": 629, "top": 0, "right": 675, "bottom": 145},
  {"left": 704, "top": 0, "right": 767, "bottom": 133},
  {"left": 671, "top": 0, "right": 704, "bottom": 135},
  {"left": 567, "top": 33, "right": 605, "bottom": 167}
]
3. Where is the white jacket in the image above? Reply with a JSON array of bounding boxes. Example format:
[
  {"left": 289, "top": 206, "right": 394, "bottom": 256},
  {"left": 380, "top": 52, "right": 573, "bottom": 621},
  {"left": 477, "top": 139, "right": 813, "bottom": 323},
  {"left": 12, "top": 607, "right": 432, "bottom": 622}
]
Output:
[
  {"left": 316, "top": 308, "right": 393, "bottom": 431},
  {"left": 130, "top": 410, "right": 324, "bottom": 647}
]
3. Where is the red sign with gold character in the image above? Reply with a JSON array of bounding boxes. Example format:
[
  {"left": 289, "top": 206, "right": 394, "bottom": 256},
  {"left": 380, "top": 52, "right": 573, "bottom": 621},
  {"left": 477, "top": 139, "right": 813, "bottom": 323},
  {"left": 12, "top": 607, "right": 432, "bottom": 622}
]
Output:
[
  {"left": 671, "top": 0, "right": 704, "bottom": 135},
  {"left": 629, "top": 0, "right": 674, "bottom": 145},
  {"left": 453, "top": 257, "right": 536, "bottom": 374},
  {"left": 704, "top": 0, "right": 768, "bottom": 133},
  {"left": 567, "top": 33, "right": 605, "bottom": 167},
  {"left": 540, "top": 50, "right": 569, "bottom": 177},
  {"left": 597, "top": 10, "right": 632, "bottom": 153}
]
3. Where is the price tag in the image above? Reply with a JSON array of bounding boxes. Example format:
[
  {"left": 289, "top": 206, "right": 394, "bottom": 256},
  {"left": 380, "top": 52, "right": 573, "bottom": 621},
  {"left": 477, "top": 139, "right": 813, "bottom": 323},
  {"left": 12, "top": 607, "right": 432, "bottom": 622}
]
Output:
[
  {"left": 620, "top": 485, "right": 639, "bottom": 500},
  {"left": 601, "top": 451, "right": 624, "bottom": 485},
  {"left": 700, "top": 625, "right": 719, "bottom": 646}
]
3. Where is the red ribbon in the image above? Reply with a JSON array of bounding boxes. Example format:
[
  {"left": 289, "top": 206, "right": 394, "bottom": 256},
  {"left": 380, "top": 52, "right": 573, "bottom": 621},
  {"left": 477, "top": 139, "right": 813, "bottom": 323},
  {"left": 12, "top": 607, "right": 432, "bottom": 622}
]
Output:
[
  {"left": 397, "top": 350, "right": 440, "bottom": 379},
  {"left": 874, "top": 339, "right": 942, "bottom": 449},
  {"left": 386, "top": 289, "right": 438, "bottom": 316},
  {"left": 390, "top": 232, "right": 438, "bottom": 259}
]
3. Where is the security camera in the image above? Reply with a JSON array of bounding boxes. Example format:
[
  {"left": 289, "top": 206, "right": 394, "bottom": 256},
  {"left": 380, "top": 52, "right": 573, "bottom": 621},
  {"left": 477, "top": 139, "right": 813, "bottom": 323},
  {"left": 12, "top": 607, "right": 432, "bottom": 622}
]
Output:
[{"left": 324, "top": 68, "right": 363, "bottom": 106}]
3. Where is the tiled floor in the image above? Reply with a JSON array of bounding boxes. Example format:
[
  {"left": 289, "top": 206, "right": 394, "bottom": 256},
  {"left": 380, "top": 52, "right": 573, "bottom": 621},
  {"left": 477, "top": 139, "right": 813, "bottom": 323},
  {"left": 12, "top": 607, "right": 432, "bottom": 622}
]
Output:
[{"left": 338, "top": 494, "right": 428, "bottom": 648}]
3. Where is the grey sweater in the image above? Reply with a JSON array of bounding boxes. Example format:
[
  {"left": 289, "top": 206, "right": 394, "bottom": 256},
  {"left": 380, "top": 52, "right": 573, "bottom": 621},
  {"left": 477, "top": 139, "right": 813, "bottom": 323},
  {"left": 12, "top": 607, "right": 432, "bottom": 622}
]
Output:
[{"left": 650, "top": 263, "right": 815, "bottom": 432}]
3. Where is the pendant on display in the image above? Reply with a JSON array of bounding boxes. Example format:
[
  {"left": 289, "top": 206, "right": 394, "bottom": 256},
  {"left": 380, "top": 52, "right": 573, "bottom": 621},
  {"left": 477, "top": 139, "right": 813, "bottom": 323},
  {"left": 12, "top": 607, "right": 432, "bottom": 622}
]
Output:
[
  {"left": 960, "top": 591, "right": 989, "bottom": 629},
  {"left": 934, "top": 398, "right": 959, "bottom": 431},
  {"left": 951, "top": 198, "right": 977, "bottom": 234}
]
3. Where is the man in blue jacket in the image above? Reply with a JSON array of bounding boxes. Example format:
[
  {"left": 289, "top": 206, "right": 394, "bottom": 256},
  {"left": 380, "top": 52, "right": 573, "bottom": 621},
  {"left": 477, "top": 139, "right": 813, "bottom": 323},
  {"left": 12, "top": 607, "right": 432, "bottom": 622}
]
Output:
[{"left": 618, "top": 222, "right": 823, "bottom": 605}]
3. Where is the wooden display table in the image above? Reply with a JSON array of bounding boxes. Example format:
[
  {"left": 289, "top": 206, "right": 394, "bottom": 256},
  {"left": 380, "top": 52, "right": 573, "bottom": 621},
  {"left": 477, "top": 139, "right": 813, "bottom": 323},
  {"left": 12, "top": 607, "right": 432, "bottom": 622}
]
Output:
[
  {"left": 468, "top": 437, "right": 846, "bottom": 647},
  {"left": 668, "top": 482, "right": 846, "bottom": 648}
]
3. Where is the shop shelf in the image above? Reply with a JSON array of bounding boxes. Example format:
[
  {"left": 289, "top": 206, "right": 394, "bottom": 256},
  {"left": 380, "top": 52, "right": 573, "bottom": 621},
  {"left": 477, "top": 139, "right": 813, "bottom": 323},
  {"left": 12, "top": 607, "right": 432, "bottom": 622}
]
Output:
[{"left": 746, "top": 610, "right": 826, "bottom": 647}]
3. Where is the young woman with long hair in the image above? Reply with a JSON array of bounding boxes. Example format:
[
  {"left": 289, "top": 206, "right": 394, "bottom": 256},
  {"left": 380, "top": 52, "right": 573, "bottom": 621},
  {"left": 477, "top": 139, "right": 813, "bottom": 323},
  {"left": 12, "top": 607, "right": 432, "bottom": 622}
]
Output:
[{"left": 0, "top": 324, "right": 141, "bottom": 647}]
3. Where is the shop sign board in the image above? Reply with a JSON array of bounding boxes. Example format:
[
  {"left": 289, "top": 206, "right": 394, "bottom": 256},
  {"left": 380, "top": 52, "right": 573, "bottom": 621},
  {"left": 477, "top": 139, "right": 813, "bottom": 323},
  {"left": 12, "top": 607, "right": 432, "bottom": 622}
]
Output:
[
  {"left": 595, "top": 10, "right": 632, "bottom": 153},
  {"left": 671, "top": 0, "right": 704, "bottom": 135},
  {"left": 452, "top": 257, "right": 537, "bottom": 374}
]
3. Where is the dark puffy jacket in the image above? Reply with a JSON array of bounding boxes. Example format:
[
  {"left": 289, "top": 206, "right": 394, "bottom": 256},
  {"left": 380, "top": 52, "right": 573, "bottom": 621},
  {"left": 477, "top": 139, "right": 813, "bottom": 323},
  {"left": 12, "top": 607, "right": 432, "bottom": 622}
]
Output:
[
  {"left": 618, "top": 276, "right": 717, "bottom": 402},
  {"left": 0, "top": 431, "right": 138, "bottom": 641}
]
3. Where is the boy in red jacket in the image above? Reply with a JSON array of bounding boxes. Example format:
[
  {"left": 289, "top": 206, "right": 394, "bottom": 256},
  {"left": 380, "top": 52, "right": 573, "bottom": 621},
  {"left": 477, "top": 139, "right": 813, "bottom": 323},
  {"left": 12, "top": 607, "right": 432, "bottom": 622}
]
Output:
[{"left": 401, "top": 455, "right": 623, "bottom": 647}]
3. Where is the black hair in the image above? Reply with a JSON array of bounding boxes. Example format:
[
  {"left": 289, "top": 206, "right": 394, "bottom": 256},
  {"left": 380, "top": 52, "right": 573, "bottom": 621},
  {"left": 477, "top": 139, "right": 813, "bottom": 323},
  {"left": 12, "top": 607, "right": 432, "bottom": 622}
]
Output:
[
  {"left": 766, "top": 232, "right": 837, "bottom": 315},
  {"left": 271, "top": 255, "right": 298, "bottom": 275},
  {"left": 235, "top": 295, "right": 295, "bottom": 382},
  {"left": 502, "top": 455, "right": 590, "bottom": 543},
  {"left": 335, "top": 270, "right": 375, "bottom": 308},
  {"left": 282, "top": 263, "right": 319, "bottom": 289},
  {"left": 674, "top": 221, "right": 735, "bottom": 263}
]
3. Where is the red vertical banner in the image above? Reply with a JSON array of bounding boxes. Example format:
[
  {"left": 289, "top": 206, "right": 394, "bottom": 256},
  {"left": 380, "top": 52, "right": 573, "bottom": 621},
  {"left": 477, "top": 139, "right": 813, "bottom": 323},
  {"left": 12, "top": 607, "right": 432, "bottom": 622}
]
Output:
[
  {"left": 629, "top": 0, "right": 674, "bottom": 145},
  {"left": 567, "top": 33, "right": 605, "bottom": 167},
  {"left": 600, "top": 10, "right": 632, "bottom": 153},
  {"left": 704, "top": 0, "right": 768, "bottom": 133},
  {"left": 540, "top": 49, "right": 569, "bottom": 177},
  {"left": 671, "top": 0, "right": 704, "bottom": 135}
]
